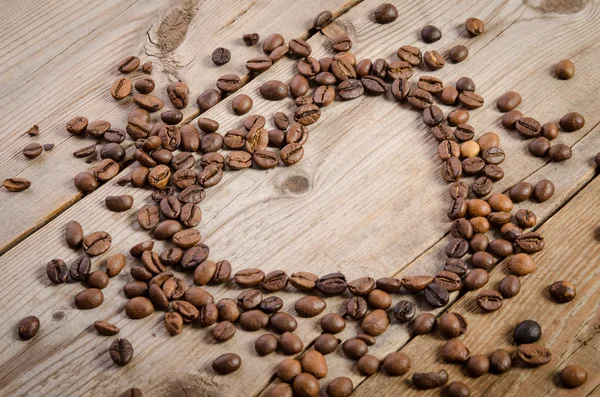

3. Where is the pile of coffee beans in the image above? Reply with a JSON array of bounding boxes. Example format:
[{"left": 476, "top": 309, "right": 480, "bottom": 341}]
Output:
[{"left": 11, "top": 3, "right": 592, "bottom": 396}]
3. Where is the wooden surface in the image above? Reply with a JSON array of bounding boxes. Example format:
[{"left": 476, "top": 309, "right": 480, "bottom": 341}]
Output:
[{"left": 0, "top": 0, "right": 599, "bottom": 396}]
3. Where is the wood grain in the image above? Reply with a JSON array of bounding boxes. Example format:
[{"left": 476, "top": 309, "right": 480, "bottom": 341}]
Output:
[
  {"left": 1, "top": 0, "right": 600, "bottom": 396},
  {"left": 0, "top": 0, "right": 356, "bottom": 253},
  {"left": 354, "top": 175, "right": 600, "bottom": 397}
]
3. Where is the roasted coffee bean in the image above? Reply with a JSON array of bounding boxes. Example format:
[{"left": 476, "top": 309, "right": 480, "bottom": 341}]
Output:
[
  {"left": 412, "top": 313, "right": 436, "bottom": 335},
  {"left": 412, "top": 370, "right": 449, "bottom": 390},
  {"left": 516, "top": 117, "right": 542, "bottom": 138},
  {"left": 375, "top": 277, "right": 402, "bottom": 293},
  {"left": 445, "top": 258, "right": 468, "bottom": 276},
  {"left": 515, "top": 232, "right": 544, "bottom": 253},
  {"left": 387, "top": 60, "right": 413, "bottom": 79},
  {"left": 466, "top": 354, "right": 490, "bottom": 377},
  {"left": 462, "top": 157, "right": 484, "bottom": 176},
  {"left": 171, "top": 169, "right": 196, "bottom": 190},
  {"left": 245, "top": 126, "right": 269, "bottom": 153},
  {"left": 289, "top": 38, "right": 312, "bottom": 57},
  {"left": 498, "top": 274, "right": 521, "bottom": 298},
  {"left": 212, "top": 321, "right": 236, "bottom": 342},
  {"left": 216, "top": 74, "right": 241, "bottom": 93},
  {"left": 331, "top": 35, "right": 352, "bottom": 52},
  {"left": 401, "top": 275, "right": 434, "bottom": 293},
  {"left": 227, "top": 151, "right": 253, "bottom": 170},
  {"left": 449, "top": 45, "right": 469, "bottom": 63},
  {"left": 261, "top": 270, "right": 289, "bottom": 292},
  {"left": 456, "top": 77, "right": 475, "bottom": 93},
  {"left": 408, "top": 88, "right": 433, "bottom": 109},
  {"left": 316, "top": 272, "right": 347, "bottom": 295},
  {"left": 242, "top": 32, "right": 259, "bottom": 45},
  {"left": 476, "top": 289, "right": 503, "bottom": 312},
  {"left": 549, "top": 143, "right": 572, "bottom": 162},
  {"left": 93, "top": 320, "right": 120, "bottom": 336},
  {"left": 312, "top": 10, "right": 333, "bottom": 29},
  {"left": 470, "top": 234, "right": 489, "bottom": 252},
  {"left": 132, "top": 94, "right": 164, "bottom": 112},
  {"left": 295, "top": 296, "right": 326, "bottom": 317},
  {"left": 46, "top": 259, "right": 68, "bottom": 284},
  {"left": 397, "top": 45, "right": 421, "bottom": 66},
  {"left": 554, "top": 58, "right": 575, "bottom": 79},
  {"left": 66, "top": 116, "right": 88, "bottom": 135},
  {"left": 507, "top": 253, "right": 536, "bottom": 276},
  {"left": 245, "top": 114, "right": 266, "bottom": 130},
  {"left": 318, "top": 313, "right": 345, "bottom": 335},
  {"left": 355, "top": 59, "right": 372, "bottom": 77},
  {"left": 166, "top": 81, "right": 189, "bottom": 108},
  {"left": 313, "top": 334, "right": 340, "bottom": 356},
  {"left": 497, "top": 91, "right": 522, "bottom": 112},
  {"left": 488, "top": 238, "right": 514, "bottom": 257},
  {"left": 273, "top": 113, "right": 290, "bottom": 132},
  {"left": 438, "top": 312, "right": 468, "bottom": 338},
  {"left": 216, "top": 299, "right": 240, "bottom": 323},
  {"left": 136, "top": 204, "right": 159, "bottom": 230},
  {"left": 172, "top": 229, "right": 201, "bottom": 249},
  {"left": 223, "top": 129, "right": 246, "bottom": 149},
  {"left": 277, "top": 358, "right": 302, "bottom": 382},
  {"left": 509, "top": 182, "right": 534, "bottom": 203},
  {"left": 368, "top": 58, "right": 385, "bottom": 78},
  {"left": 434, "top": 271, "right": 462, "bottom": 292},
  {"left": 465, "top": 17, "right": 484, "bottom": 36},
  {"left": 22, "top": 143, "right": 43, "bottom": 159},
  {"left": 560, "top": 112, "right": 585, "bottom": 131},
  {"left": 446, "top": 238, "right": 469, "bottom": 258},
  {"left": 514, "top": 320, "right": 542, "bottom": 345},
  {"left": 149, "top": 283, "right": 169, "bottom": 310},
  {"left": 180, "top": 244, "right": 209, "bottom": 269},
  {"left": 517, "top": 343, "right": 552, "bottom": 366},
  {"left": 533, "top": 179, "right": 555, "bottom": 202},
  {"left": 196, "top": 88, "right": 221, "bottom": 111},
  {"left": 449, "top": 181, "right": 468, "bottom": 199},
  {"left": 549, "top": 280, "right": 576, "bottom": 303},
  {"left": 488, "top": 192, "right": 513, "bottom": 212},
  {"left": 211, "top": 47, "right": 231, "bottom": 66},
  {"left": 213, "top": 353, "right": 241, "bottom": 374},
  {"left": 345, "top": 296, "right": 368, "bottom": 320},
  {"left": 297, "top": 57, "right": 320, "bottom": 77},
  {"left": 500, "top": 110, "right": 522, "bottom": 129},
  {"left": 424, "top": 50, "right": 445, "bottom": 70},
  {"left": 361, "top": 75, "right": 387, "bottom": 95},
  {"left": 356, "top": 354, "right": 380, "bottom": 376},
  {"left": 289, "top": 271, "right": 319, "bottom": 291},
  {"left": 162, "top": 312, "right": 183, "bottom": 336},
  {"left": 179, "top": 185, "right": 206, "bottom": 204},
  {"left": 63, "top": 220, "right": 84, "bottom": 249},
  {"left": 448, "top": 109, "right": 469, "bottom": 126},
  {"left": 240, "top": 310, "right": 269, "bottom": 331},
  {"left": 123, "top": 281, "right": 149, "bottom": 299},
  {"left": 3, "top": 177, "right": 32, "bottom": 192},
  {"left": 459, "top": 91, "right": 483, "bottom": 109},
  {"left": 484, "top": 164, "right": 504, "bottom": 181},
  {"left": 463, "top": 268, "right": 489, "bottom": 290},
  {"left": 192, "top": 260, "right": 217, "bottom": 287},
  {"left": 87, "top": 271, "right": 109, "bottom": 289},
  {"left": 200, "top": 133, "right": 223, "bottom": 154},
  {"left": 441, "top": 157, "right": 462, "bottom": 182},
  {"left": 197, "top": 163, "right": 222, "bottom": 187},
  {"left": 255, "top": 333, "right": 278, "bottom": 356},
  {"left": 471, "top": 250, "right": 493, "bottom": 269},
  {"left": 393, "top": 300, "right": 416, "bottom": 323},
  {"left": 82, "top": 231, "right": 111, "bottom": 256},
  {"left": 471, "top": 177, "right": 492, "bottom": 197},
  {"left": 234, "top": 268, "right": 265, "bottom": 287},
  {"left": 438, "top": 87, "right": 458, "bottom": 106},
  {"left": 141, "top": 250, "right": 166, "bottom": 275},
  {"left": 347, "top": 277, "right": 375, "bottom": 296},
  {"left": 441, "top": 338, "right": 470, "bottom": 363},
  {"left": 421, "top": 25, "right": 442, "bottom": 43},
  {"left": 133, "top": 77, "right": 154, "bottom": 95},
  {"left": 105, "top": 195, "right": 133, "bottom": 212},
  {"left": 423, "top": 105, "right": 444, "bottom": 127},
  {"left": 260, "top": 80, "right": 289, "bottom": 101},
  {"left": 110, "top": 77, "right": 132, "bottom": 99},
  {"left": 448, "top": 197, "right": 467, "bottom": 219},
  {"left": 560, "top": 365, "right": 588, "bottom": 388},
  {"left": 280, "top": 143, "right": 304, "bottom": 165},
  {"left": 342, "top": 338, "right": 368, "bottom": 360},
  {"left": 200, "top": 304, "right": 220, "bottom": 326},
  {"left": 269, "top": 44, "right": 289, "bottom": 61},
  {"left": 391, "top": 77, "right": 410, "bottom": 101},
  {"left": 117, "top": 55, "right": 139, "bottom": 73},
  {"left": 260, "top": 296, "right": 283, "bottom": 313},
  {"left": 338, "top": 79, "right": 363, "bottom": 100},
  {"left": 92, "top": 159, "right": 119, "bottom": 182},
  {"left": 443, "top": 382, "right": 471, "bottom": 397},
  {"left": 367, "top": 289, "right": 392, "bottom": 310},
  {"left": 110, "top": 338, "right": 133, "bottom": 366},
  {"left": 374, "top": 3, "right": 398, "bottom": 23},
  {"left": 100, "top": 143, "right": 125, "bottom": 162},
  {"left": 154, "top": 220, "right": 183, "bottom": 240},
  {"left": 270, "top": 312, "right": 297, "bottom": 333},
  {"left": 481, "top": 147, "right": 505, "bottom": 165},
  {"left": 263, "top": 33, "right": 284, "bottom": 53},
  {"left": 454, "top": 123, "right": 475, "bottom": 142},
  {"left": 489, "top": 349, "right": 512, "bottom": 373},
  {"left": 75, "top": 288, "right": 104, "bottom": 309},
  {"left": 424, "top": 284, "right": 449, "bottom": 308}
]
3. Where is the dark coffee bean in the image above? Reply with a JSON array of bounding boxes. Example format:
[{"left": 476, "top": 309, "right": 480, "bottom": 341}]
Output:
[
  {"left": 540, "top": 122, "right": 559, "bottom": 140},
  {"left": 472, "top": 176, "right": 493, "bottom": 197},
  {"left": 488, "top": 349, "right": 512, "bottom": 374},
  {"left": 449, "top": 45, "right": 469, "bottom": 63},
  {"left": 515, "top": 232, "right": 545, "bottom": 253},
  {"left": 347, "top": 277, "right": 375, "bottom": 296},
  {"left": 470, "top": 234, "right": 489, "bottom": 252},
  {"left": 445, "top": 258, "right": 468, "bottom": 276},
  {"left": 261, "top": 270, "right": 288, "bottom": 292},
  {"left": 559, "top": 112, "right": 585, "bottom": 131},
  {"left": 134, "top": 77, "right": 155, "bottom": 95},
  {"left": 289, "top": 271, "right": 318, "bottom": 291},
  {"left": 418, "top": 76, "right": 444, "bottom": 94},
  {"left": 246, "top": 115, "right": 265, "bottom": 131},
  {"left": 465, "top": 17, "right": 484, "bottom": 36},
  {"left": 456, "top": 77, "right": 475, "bottom": 93},
  {"left": 226, "top": 151, "right": 253, "bottom": 170},
  {"left": 331, "top": 35, "right": 352, "bottom": 52},
  {"left": 212, "top": 321, "right": 236, "bottom": 342},
  {"left": 179, "top": 185, "right": 206, "bottom": 204},
  {"left": 507, "top": 253, "right": 536, "bottom": 276},
  {"left": 223, "top": 129, "right": 246, "bottom": 149},
  {"left": 397, "top": 45, "right": 421, "bottom": 66},
  {"left": 549, "top": 143, "right": 572, "bottom": 162},
  {"left": 374, "top": 3, "right": 398, "bottom": 23},
  {"left": 260, "top": 80, "right": 289, "bottom": 100},
  {"left": 294, "top": 104, "right": 321, "bottom": 126},
  {"left": 172, "top": 229, "right": 202, "bottom": 249},
  {"left": 441, "top": 338, "right": 470, "bottom": 363},
  {"left": 93, "top": 320, "right": 120, "bottom": 336},
  {"left": 297, "top": 57, "right": 320, "bottom": 77},
  {"left": 255, "top": 334, "right": 278, "bottom": 356},
  {"left": 424, "top": 50, "right": 445, "bottom": 70},
  {"left": 549, "top": 280, "right": 576, "bottom": 303},
  {"left": 240, "top": 310, "right": 269, "bottom": 331},
  {"left": 466, "top": 354, "right": 490, "bottom": 377},
  {"left": 484, "top": 164, "right": 504, "bottom": 181},
  {"left": 316, "top": 272, "right": 347, "bottom": 295},
  {"left": 100, "top": 143, "right": 125, "bottom": 162},
  {"left": 180, "top": 244, "right": 210, "bottom": 270},
  {"left": 342, "top": 338, "right": 368, "bottom": 360},
  {"left": 105, "top": 195, "right": 133, "bottom": 212},
  {"left": 412, "top": 313, "right": 436, "bottom": 335},
  {"left": 345, "top": 296, "right": 368, "bottom": 320},
  {"left": 448, "top": 197, "right": 467, "bottom": 219},
  {"left": 192, "top": 259, "right": 217, "bottom": 286},
  {"left": 476, "top": 289, "right": 503, "bottom": 311},
  {"left": 401, "top": 275, "right": 434, "bottom": 293},
  {"left": 498, "top": 275, "right": 521, "bottom": 299},
  {"left": 454, "top": 124, "right": 475, "bottom": 142},
  {"left": 75, "top": 288, "right": 104, "bottom": 309},
  {"left": 280, "top": 143, "right": 304, "bottom": 165},
  {"left": 459, "top": 91, "right": 484, "bottom": 109},
  {"left": 18, "top": 316, "right": 40, "bottom": 340},
  {"left": 104, "top": 127, "right": 126, "bottom": 143},
  {"left": 117, "top": 55, "right": 139, "bottom": 73},
  {"left": 412, "top": 370, "right": 449, "bottom": 390},
  {"left": 424, "top": 284, "right": 449, "bottom": 307},
  {"left": 82, "top": 231, "right": 112, "bottom": 256},
  {"left": 132, "top": 94, "right": 164, "bottom": 112},
  {"left": 446, "top": 238, "right": 469, "bottom": 258},
  {"left": 444, "top": 381, "right": 471, "bottom": 397},
  {"left": 289, "top": 38, "right": 312, "bottom": 57},
  {"left": 295, "top": 296, "right": 326, "bottom": 317},
  {"left": 434, "top": 271, "right": 462, "bottom": 292},
  {"left": 154, "top": 220, "right": 183, "bottom": 241},
  {"left": 514, "top": 320, "right": 542, "bottom": 344},
  {"left": 314, "top": 334, "right": 341, "bottom": 355},
  {"left": 312, "top": 85, "right": 335, "bottom": 107},
  {"left": 376, "top": 277, "right": 402, "bottom": 293},
  {"left": 361, "top": 75, "right": 387, "bottom": 95},
  {"left": 338, "top": 79, "right": 364, "bottom": 100},
  {"left": 497, "top": 91, "right": 521, "bottom": 112},
  {"left": 369, "top": 58, "right": 386, "bottom": 78},
  {"left": 423, "top": 105, "right": 444, "bottom": 126},
  {"left": 393, "top": 300, "right": 416, "bottom": 323},
  {"left": 517, "top": 343, "right": 552, "bottom": 366},
  {"left": 331, "top": 58, "right": 356, "bottom": 81},
  {"left": 560, "top": 365, "right": 588, "bottom": 388},
  {"left": 160, "top": 110, "right": 183, "bottom": 125},
  {"left": 516, "top": 117, "right": 542, "bottom": 138},
  {"left": 212, "top": 353, "right": 241, "bottom": 374},
  {"left": 217, "top": 299, "right": 240, "bottom": 322},
  {"left": 211, "top": 47, "right": 231, "bottom": 66},
  {"left": 269, "top": 312, "right": 297, "bottom": 333},
  {"left": 92, "top": 159, "right": 120, "bottom": 182},
  {"left": 509, "top": 182, "right": 534, "bottom": 203},
  {"left": 196, "top": 88, "right": 221, "bottom": 111},
  {"left": 533, "top": 179, "right": 555, "bottom": 202},
  {"left": 313, "top": 11, "right": 333, "bottom": 30},
  {"left": 241, "top": 32, "right": 259, "bottom": 45},
  {"left": 73, "top": 144, "right": 96, "bottom": 159},
  {"left": 22, "top": 142, "right": 42, "bottom": 159},
  {"left": 391, "top": 77, "right": 410, "bottom": 101},
  {"left": 481, "top": 147, "right": 505, "bottom": 165},
  {"left": 387, "top": 60, "right": 413, "bottom": 79},
  {"left": 259, "top": 296, "right": 283, "bottom": 313},
  {"left": 421, "top": 25, "right": 442, "bottom": 43},
  {"left": 46, "top": 259, "right": 68, "bottom": 284},
  {"left": 355, "top": 59, "right": 372, "bottom": 77},
  {"left": 407, "top": 88, "right": 433, "bottom": 109},
  {"left": 66, "top": 116, "right": 88, "bottom": 135},
  {"left": 263, "top": 33, "right": 284, "bottom": 53},
  {"left": 216, "top": 74, "right": 241, "bottom": 93},
  {"left": 64, "top": 220, "right": 84, "bottom": 249},
  {"left": 441, "top": 157, "right": 462, "bottom": 182}
]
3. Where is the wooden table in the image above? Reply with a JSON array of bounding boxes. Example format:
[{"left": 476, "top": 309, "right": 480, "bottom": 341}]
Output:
[{"left": 0, "top": 0, "right": 599, "bottom": 395}]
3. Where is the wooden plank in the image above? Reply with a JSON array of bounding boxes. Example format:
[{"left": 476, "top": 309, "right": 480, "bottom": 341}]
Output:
[
  {"left": 1, "top": 0, "right": 600, "bottom": 396},
  {"left": 354, "top": 175, "right": 600, "bottom": 397},
  {"left": 0, "top": 0, "right": 355, "bottom": 253}
]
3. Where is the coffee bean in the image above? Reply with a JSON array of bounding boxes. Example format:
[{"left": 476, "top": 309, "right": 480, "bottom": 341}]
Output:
[
  {"left": 401, "top": 275, "right": 433, "bottom": 293},
  {"left": 390, "top": 77, "right": 410, "bottom": 101},
  {"left": 295, "top": 296, "right": 326, "bottom": 317},
  {"left": 517, "top": 343, "right": 551, "bottom": 366},
  {"left": 396, "top": 46, "right": 421, "bottom": 67},
  {"left": 423, "top": 105, "right": 444, "bottom": 127},
  {"left": 326, "top": 377, "right": 352, "bottom": 397},
  {"left": 498, "top": 275, "right": 521, "bottom": 299},
  {"left": 289, "top": 271, "right": 318, "bottom": 291},
  {"left": 434, "top": 271, "right": 462, "bottom": 292},
  {"left": 374, "top": 3, "right": 398, "bottom": 23},
  {"left": 104, "top": 195, "right": 133, "bottom": 212},
  {"left": 212, "top": 321, "right": 236, "bottom": 342},
  {"left": 361, "top": 75, "right": 387, "bottom": 95},
  {"left": 277, "top": 358, "right": 302, "bottom": 383},
  {"left": 549, "top": 143, "right": 572, "bottom": 161},
  {"left": 226, "top": 151, "right": 253, "bottom": 170},
  {"left": 515, "top": 117, "right": 541, "bottom": 138},
  {"left": 448, "top": 197, "right": 467, "bottom": 219},
  {"left": 233, "top": 268, "right": 265, "bottom": 287},
  {"left": 514, "top": 320, "right": 542, "bottom": 344},
  {"left": 179, "top": 185, "right": 206, "bottom": 204},
  {"left": 242, "top": 32, "right": 259, "bottom": 45},
  {"left": 549, "top": 280, "right": 576, "bottom": 303},
  {"left": 92, "top": 320, "right": 119, "bottom": 336},
  {"left": 180, "top": 243, "right": 209, "bottom": 269},
  {"left": 87, "top": 271, "right": 109, "bottom": 289},
  {"left": 21, "top": 142, "right": 42, "bottom": 159},
  {"left": 441, "top": 157, "right": 462, "bottom": 182},
  {"left": 92, "top": 159, "right": 120, "bottom": 182},
  {"left": 459, "top": 91, "right": 483, "bottom": 108},
  {"left": 3, "top": 177, "right": 31, "bottom": 192},
  {"left": 44, "top": 258, "right": 68, "bottom": 284},
  {"left": 280, "top": 143, "right": 304, "bottom": 165},
  {"left": 269, "top": 312, "right": 297, "bottom": 334},
  {"left": 497, "top": 91, "right": 521, "bottom": 112},
  {"left": 421, "top": 25, "right": 442, "bottom": 42},
  {"left": 260, "top": 80, "right": 289, "bottom": 100},
  {"left": 312, "top": 334, "right": 340, "bottom": 356},
  {"left": 476, "top": 289, "right": 503, "bottom": 311},
  {"left": 75, "top": 288, "right": 104, "bottom": 309},
  {"left": 438, "top": 312, "right": 468, "bottom": 339},
  {"left": 240, "top": 310, "right": 269, "bottom": 331},
  {"left": 65, "top": 116, "right": 88, "bottom": 136},
  {"left": 555, "top": 59, "right": 575, "bottom": 80},
  {"left": 223, "top": 129, "right": 246, "bottom": 150},
  {"left": 507, "top": 253, "right": 536, "bottom": 276},
  {"left": 292, "top": 373, "right": 319, "bottom": 397},
  {"left": 408, "top": 88, "right": 433, "bottom": 109},
  {"left": 245, "top": 126, "right": 269, "bottom": 153},
  {"left": 197, "top": 164, "right": 223, "bottom": 187},
  {"left": 470, "top": 234, "right": 489, "bottom": 252},
  {"left": 441, "top": 338, "right": 470, "bottom": 363},
  {"left": 393, "top": 300, "right": 416, "bottom": 323},
  {"left": 456, "top": 77, "right": 475, "bottom": 93},
  {"left": 123, "top": 281, "right": 148, "bottom": 299},
  {"left": 489, "top": 349, "right": 512, "bottom": 373},
  {"left": 172, "top": 300, "right": 200, "bottom": 323},
  {"left": 466, "top": 354, "right": 490, "bottom": 377},
  {"left": 446, "top": 237, "right": 469, "bottom": 258},
  {"left": 344, "top": 296, "right": 367, "bottom": 320},
  {"left": 424, "top": 50, "right": 445, "bottom": 70},
  {"left": 540, "top": 122, "right": 559, "bottom": 141},
  {"left": 515, "top": 232, "right": 545, "bottom": 253},
  {"left": 465, "top": 17, "right": 484, "bottom": 36},
  {"left": 216, "top": 74, "right": 241, "bottom": 93},
  {"left": 162, "top": 312, "right": 183, "bottom": 336},
  {"left": 332, "top": 35, "right": 352, "bottom": 52},
  {"left": 154, "top": 220, "right": 183, "bottom": 240},
  {"left": 342, "top": 338, "right": 368, "bottom": 360},
  {"left": 196, "top": 88, "right": 221, "bottom": 111},
  {"left": 172, "top": 229, "right": 201, "bottom": 249},
  {"left": 216, "top": 299, "right": 240, "bottom": 322},
  {"left": 315, "top": 272, "right": 346, "bottom": 295},
  {"left": 288, "top": 38, "right": 312, "bottom": 57},
  {"left": 470, "top": 176, "right": 492, "bottom": 197},
  {"left": 484, "top": 164, "right": 504, "bottom": 181},
  {"left": 367, "top": 289, "right": 392, "bottom": 309},
  {"left": 449, "top": 45, "right": 469, "bottom": 63},
  {"left": 347, "top": 277, "right": 375, "bottom": 296},
  {"left": 533, "top": 179, "right": 555, "bottom": 202},
  {"left": 139, "top": 61, "right": 151, "bottom": 74},
  {"left": 560, "top": 112, "right": 585, "bottom": 131},
  {"left": 83, "top": 231, "right": 112, "bottom": 256},
  {"left": 338, "top": 79, "right": 364, "bottom": 100},
  {"left": 313, "top": 10, "right": 333, "bottom": 30},
  {"left": 245, "top": 114, "right": 266, "bottom": 129},
  {"left": 162, "top": 277, "right": 186, "bottom": 300},
  {"left": 297, "top": 57, "right": 320, "bottom": 77},
  {"left": 560, "top": 365, "right": 587, "bottom": 388},
  {"left": 253, "top": 333, "right": 278, "bottom": 356},
  {"left": 110, "top": 77, "right": 132, "bottom": 100},
  {"left": 373, "top": 277, "right": 401, "bottom": 294},
  {"left": 412, "top": 313, "right": 436, "bottom": 335},
  {"left": 387, "top": 60, "right": 413, "bottom": 79},
  {"left": 424, "top": 284, "right": 449, "bottom": 308},
  {"left": 212, "top": 353, "right": 241, "bottom": 374},
  {"left": 260, "top": 296, "right": 283, "bottom": 313},
  {"left": 261, "top": 270, "right": 289, "bottom": 292},
  {"left": 444, "top": 258, "right": 467, "bottom": 276},
  {"left": 355, "top": 59, "right": 372, "bottom": 77},
  {"left": 412, "top": 370, "right": 449, "bottom": 390},
  {"left": 210, "top": 47, "right": 230, "bottom": 66},
  {"left": 18, "top": 315, "right": 40, "bottom": 340}
]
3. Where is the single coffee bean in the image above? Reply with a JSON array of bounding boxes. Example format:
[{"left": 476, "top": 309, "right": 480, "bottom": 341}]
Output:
[
  {"left": 289, "top": 271, "right": 318, "bottom": 291},
  {"left": 261, "top": 270, "right": 289, "bottom": 292},
  {"left": 75, "top": 288, "right": 104, "bottom": 310},
  {"left": 345, "top": 296, "right": 368, "bottom": 320},
  {"left": 242, "top": 32, "right": 259, "bottom": 45},
  {"left": 393, "top": 300, "right": 416, "bottom": 323},
  {"left": 412, "top": 312, "right": 436, "bottom": 335},
  {"left": 441, "top": 157, "right": 462, "bottom": 182},
  {"left": 434, "top": 271, "right": 462, "bottom": 292},
  {"left": 408, "top": 88, "right": 433, "bottom": 109},
  {"left": 280, "top": 332, "right": 304, "bottom": 354},
  {"left": 438, "top": 312, "right": 468, "bottom": 338},
  {"left": 362, "top": 75, "right": 387, "bottom": 95},
  {"left": 466, "top": 354, "right": 490, "bottom": 377},
  {"left": 555, "top": 59, "right": 575, "bottom": 80},
  {"left": 227, "top": 151, "right": 253, "bottom": 170},
  {"left": 401, "top": 275, "right": 434, "bottom": 293},
  {"left": 502, "top": 110, "right": 523, "bottom": 129},
  {"left": 424, "top": 284, "right": 450, "bottom": 308},
  {"left": 110, "top": 77, "right": 132, "bottom": 99},
  {"left": 212, "top": 321, "right": 236, "bottom": 342},
  {"left": 154, "top": 220, "right": 183, "bottom": 240},
  {"left": 517, "top": 343, "right": 552, "bottom": 366},
  {"left": 347, "top": 277, "right": 375, "bottom": 296},
  {"left": 87, "top": 271, "right": 109, "bottom": 289},
  {"left": 100, "top": 143, "right": 125, "bottom": 162},
  {"left": 549, "top": 143, "right": 572, "bottom": 162},
  {"left": 23, "top": 143, "right": 43, "bottom": 159},
  {"left": 549, "top": 280, "right": 576, "bottom": 303},
  {"left": 514, "top": 320, "right": 542, "bottom": 344},
  {"left": 196, "top": 88, "right": 221, "bottom": 111},
  {"left": 367, "top": 289, "right": 392, "bottom": 310},
  {"left": 216, "top": 74, "right": 241, "bottom": 93},
  {"left": 92, "top": 159, "right": 119, "bottom": 182},
  {"left": 559, "top": 112, "right": 585, "bottom": 131},
  {"left": 459, "top": 91, "right": 484, "bottom": 108},
  {"left": 465, "top": 17, "right": 484, "bottom": 36},
  {"left": 46, "top": 259, "right": 68, "bottom": 284},
  {"left": 424, "top": 50, "right": 445, "bottom": 70},
  {"left": 64, "top": 220, "right": 84, "bottom": 249},
  {"left": 387, "top": 60, "right": 413, "bottom": 79},
  {"left": 313, "top": 10, "right": 333, "bottom": 30},
  {"left": 498, "top": 275, "right": 521, "bottom": 298},
  {"left": 509, "top": 182, "right": 534, "bottom": 203},
  {"left": 105, "top": 195, "right": 133, "bottom": 212},
  {"left": 331, "top": 35, "right": 352, "bottom": 52},
  {"left": 497, "top": 91, "right": 522, "bottom": 112},
  {"left": 3, "top": 177, "right": 32, "bottom": 192},
  {"left": 294, "top": 104, "right": 320, "bottom": 126},
  {"left": 316, "top": 272, "right": 347, "bottom": 295},
  {"left": 117, "top": 55, "right": 139, "bottom": 73},
  {"left": 412, "top": 370, "right": 449, "bottom": 389},
  {"left": 446, "top": 238, "right": 469, "bottom": 258},
  {"left": 515, "top": 232, "right": 545, "bottom": 253},
  {"left": 273, "top": 112, "right": 290, "bottom": 131},
  {"left": 260, "top": 80, "right": 289, "bottom": 100},
  {"left": 516, "top": 117, "right": 542, "bottom": 138},
  {"left": 471, "top": 177, "right": 493, "bottom": 197},
  {"left": 18, "top": 316, "right": 40, "bottom": 340},
  {"left": 234, "top": 268, "right": 265, "bottom": 287},
  {"left": 375, "top": 277, "right": 402, "bottom": 293},
  {"left": 421, "top": 25, "right": 442, "bottom": 42},
  {"left": 104, "top": 127, "right": 126, "bottom": 143},
  {"left": 441, "top": 338, "right": 470, "bottom": 363},
  {"left": 338, "top": 79, "right": 364, "bottom": 100},
  {"left": 293, "top": 373, "right": 319, "bottom": 397},
  {"left": 342, "top": 338, "right": 368, "bottom": 360},
  {"left": 277, "top": 358, "right": 302, "bottom": 382},
  {"left": 295, "top": 296, "right": 326, "bottom": 317},
  {"left": 82, "top": 231, "right": 112, "bottom": 256},
  {"left": 162, "top": 312, "right": 183, "bottom": 336},
  {"left": 93, "top": 320, "right": 120, "bottom": 336},
  {"left": 260, "top": 296, "right": 284, "bottom": 313},
  {"left": 297, "top": 57, "right": 320, "bottom": 77},
  {"left": 448, "top": 109, "right": 469, "bottom": 126},
  {"left": 423, "top": 105, "right": 444, "bottom": 127},
  {"left": 374, "top": 3, "right": 398, "bottom": 23},
  {"left": 455, "top": 124, "right": 475, "bottom": 142},
  {"left": 269, "top": 44, "right": 289, "bottom": 61},
  {"left": 255, "top": 333, "right": 278, "bottom": 356},
  {"left": 123, "top": 281, "right": 148, "bottom": 299},
  {"left": 507, "top": 253, "right": 536, "bottom": 276},
  {"left": 382, "top": 352, "right": 411, "bottom": 377},
  {"left": 212, "top": 353, "right": 241, "bottom": 374},
  {"left": 443, "top": 381, "right": 471, "bottom": 397},
  {"left": 476, "top": 289, "right": 503, "bottom": 311},
  {"left": 211, "top": 47, "right": 231, "bottom": 66},
  {"left": 489, "top": 349, "right": 512, "bottom": 373},
  {"left": 355, "top": 59, "right": 372, "bottom": 77},
  {"left": 397, "top": 45, "right": 421, "bottom": 66},
  {"left": 263, "top": 33, "right": 284, "bottom": 53},
  {"left": 456, "top": 77, "right": 475, "bottom": 93},
  {"left": 280, "top": 143, "right": 304, "bottom": 165},
  {"left": 542, "top": 122, "right": 559, "bottom": 140},
  {"left": 326, "top": 377, "right": 352, "bottom": 397},
  {"left": 449, "top": 45, "right": 469, "bottom": 63},
  {"left": 533, "top": 179, "right": 555, "bottom": 202},
  {"left": 180, "top": 244, "right": 210, "bottom": 270},
  {"left": 391, "top": 77, "right": 410, "bottom": 101},
  {"left": 66, "top": 116, "right": 88, "bottom": 135},
  {"left": 314, "top": 333, "right": 340, "bottom": 355},
  {"left": 289, "top": 38, "right": 312, "bottom": 57},
  {"left": 560, "top": 365, "right": 588, "bottom": 388}
]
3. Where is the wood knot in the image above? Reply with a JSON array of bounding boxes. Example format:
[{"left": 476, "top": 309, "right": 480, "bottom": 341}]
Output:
[
  {"left": 52, "top": 311, "right": 65, "bottom": 321},
  {"left": 157, "top": 0, "right": 199, "bottom": 53},
  {"left": 525, "top": 0, "right": 589, "bottom": 14},
  {"left": 280, "top": 173, "right": 311, "bottom": 195}
]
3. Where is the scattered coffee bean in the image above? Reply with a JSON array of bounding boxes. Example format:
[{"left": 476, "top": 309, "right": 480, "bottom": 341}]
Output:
[
  {"left": 560, "top": 365, "right": 587, "bottom": 388},
  {"left": 465, "top": 17, "right": 484, "bottom": 36},
  {"left": 514, "top": 320, "right": 542, "bottom": 344},
  {"left": 18, "top": 316, "right": 40, "bottom": 340},
  {"left": 549, "top": 280, "right": 576, "bottom": 303},
  {"left": 555, "top": 59, "right": 575, "bottom": 80}
]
